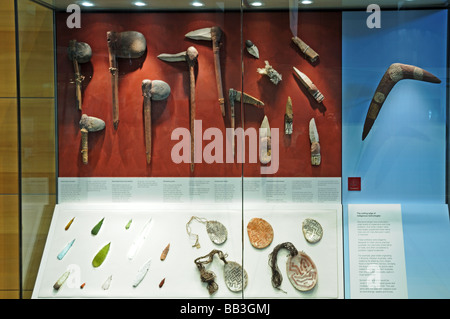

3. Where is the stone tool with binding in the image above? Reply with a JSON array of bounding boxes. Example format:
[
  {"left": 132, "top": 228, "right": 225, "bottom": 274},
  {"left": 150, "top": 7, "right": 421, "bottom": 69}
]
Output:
[
  {"left": 186, "top": 27, "right": 226, "bottom": 117},
  {"left": 107, "top": 31, "right": 147, "bottom": 130},
  {"left": 158, "top": 47, "right": 198, "bottom": 172}
]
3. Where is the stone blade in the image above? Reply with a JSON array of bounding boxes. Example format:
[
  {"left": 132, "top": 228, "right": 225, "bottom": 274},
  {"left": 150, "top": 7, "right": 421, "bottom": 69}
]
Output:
[
  {"left": 92, "top": 242, "right": 111, "bottom": 268},
  {"left": 132, "top": 258, "right": 152, "bottom": 288},
  {"left": 309, "top": 118, "right": 319, "bottom": 143},
  {"left": 127, "top": 218, "right": 153, "bottom": 260},
  {"left": 57, "top": 238, "right": 75, "bottom": 260},
  {"left": 157, "top": 51, "right": 187, "bottom": 62},
  {"left": 185, "top": 27, "right": 212, "bottom": 41}
]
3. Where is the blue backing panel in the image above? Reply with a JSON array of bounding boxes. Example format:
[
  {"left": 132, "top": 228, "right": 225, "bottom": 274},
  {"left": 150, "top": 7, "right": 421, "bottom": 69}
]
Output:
[
  {"left": 342, "top": 10, "right": 449, "bottom": 298},
  {"left": 342, "top": 9, "right": 447, "bottom": 204},
  {"left": 401, "top": 204, "right": 450, "bottom": 298}
]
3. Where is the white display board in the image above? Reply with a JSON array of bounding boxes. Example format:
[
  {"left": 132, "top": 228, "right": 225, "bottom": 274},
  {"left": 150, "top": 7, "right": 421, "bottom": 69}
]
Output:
[
  {"left": 32, "top": 202, "right": 344, "bottom": 299},
  {"left": 33, "top": 202, "right": 242, "bottom": 299},
  {"left": 243, "top": 203, "right": 344, "bottom": 299}
]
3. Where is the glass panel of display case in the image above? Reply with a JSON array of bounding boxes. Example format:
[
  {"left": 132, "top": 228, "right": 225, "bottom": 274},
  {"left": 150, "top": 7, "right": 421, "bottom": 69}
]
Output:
[
  {"left": 27, "top": 0, "right": 246, "bottom": 299},
  {"left": 341, "top": 8, "right": 450, "bottom": 298},
  {"left": 240, "top": 1, "right": 344, "bottom": 299},
  {"left": 17, "top": 0, "right": 56, "bottom": 299},
  {"left": 16, "top": 0, "right": 449, "bottom": 300}
]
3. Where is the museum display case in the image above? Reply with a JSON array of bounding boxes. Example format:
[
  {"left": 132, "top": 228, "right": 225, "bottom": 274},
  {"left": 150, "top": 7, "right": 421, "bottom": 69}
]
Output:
[{"left": 10, "top": 0, "right": 449, "bottom": 299}]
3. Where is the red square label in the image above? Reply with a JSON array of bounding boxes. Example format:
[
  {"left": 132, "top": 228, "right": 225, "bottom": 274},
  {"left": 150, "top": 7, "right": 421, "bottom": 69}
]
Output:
[{"left": 348, "top": 177, "right": 361, "bottom": 191}]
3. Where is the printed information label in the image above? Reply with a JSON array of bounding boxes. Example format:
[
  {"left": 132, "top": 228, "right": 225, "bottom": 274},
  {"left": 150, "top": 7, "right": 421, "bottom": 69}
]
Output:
[
  {"left": 58, "top": 177, "right": 341, "bottom": 204},
  {"left": 348, "top": 204, "right": 408, "bottom": 298}
]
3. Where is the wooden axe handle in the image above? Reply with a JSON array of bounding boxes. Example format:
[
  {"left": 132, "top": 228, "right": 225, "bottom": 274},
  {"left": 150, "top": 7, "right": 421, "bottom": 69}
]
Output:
[
  {"left": 111, "top": 66, "right": 119, "bottom": 129},
  {"left": 292, "top": 36, "right": 319, "bottom": 63},
  {"left": 143, "top": 96, "right": 152, "bottom": 164},
  {"left": 189, "top": 64, "right": 196, "bottom": 173},
  {"left": 81, "top": 128, "right": 88, "bottom": 164},
  {"left": 211, "top": 28, "right": 225, "bottom": 117},
  {"left": 107, "top": 32, "right": 119, "bottom": 130},
  {"left": 72, "top": 59, "right": 83, "bottom": 111},
  {"left": 230, "top": 103, "right": 235, "bottom": 157}
]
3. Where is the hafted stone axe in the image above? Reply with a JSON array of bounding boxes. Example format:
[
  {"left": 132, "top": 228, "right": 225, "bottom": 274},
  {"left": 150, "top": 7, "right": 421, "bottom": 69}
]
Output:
[
  {"left": 158, "top": 46, "right": 198, "bottom": 173},
  {"left": 107, "top": 31, "right": 147, "bottom": 130},
  {"left": 185, "top": 27, "right": 226, "bottom": 118},
  {"left": 68, "top": 40, "right": 92, "bottom": 111},
  {"left": 141, "top": 79, "right": 171, "bottom": 165},
  {"left": 228, "top": 89, "right": 264, "bottom": 156},
  {"left": 79, "top": 114, "right": 105, "bottom": 164}
]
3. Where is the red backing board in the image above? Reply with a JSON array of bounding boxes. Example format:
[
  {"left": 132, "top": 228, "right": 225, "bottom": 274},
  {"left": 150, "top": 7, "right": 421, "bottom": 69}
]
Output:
[{"left": 56, "top": 11, "right": 341, "bottom": 178}]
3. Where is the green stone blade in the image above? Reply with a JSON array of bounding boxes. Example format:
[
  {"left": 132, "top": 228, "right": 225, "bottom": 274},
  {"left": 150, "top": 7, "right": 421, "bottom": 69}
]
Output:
[
  {"left": 92, "top": 242, "right": 110, "bottom": 268},
  {"left": 125, "top": 219, "right": 132, "bottom": 230},
  {"left": 91, "top": 217, "right": 105, "bottom": 235}
]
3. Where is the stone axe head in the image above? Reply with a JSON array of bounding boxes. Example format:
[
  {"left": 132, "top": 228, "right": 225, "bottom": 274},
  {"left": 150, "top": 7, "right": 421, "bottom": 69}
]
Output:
[
  {"left": 68, "top": 40, "right": 92, "bottom": 63},
  {"left": 79, "top": 114, "right": 105, "bottom": 165},
  {"left": 109, "top": 31, "right": 147, "bottom": 59},
  {"left": 142, "top": 79, "right": 171, "bottom": 101},
  {"left": 157, "top": 46, "right": 198, "bottom": 67},
  {"left": 142, "top": 80, "right": 171, "bottom": 164},
  {"left": 185, "top": 26, "right": 222, "bottom": 44}
]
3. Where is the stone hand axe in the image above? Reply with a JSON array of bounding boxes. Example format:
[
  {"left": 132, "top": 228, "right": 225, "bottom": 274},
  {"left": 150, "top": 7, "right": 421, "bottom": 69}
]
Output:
[
  {"left": 79, "top": 114, "right": 105, "bottom": 165},
  {"left": 158, "top": 46, "right": 198, "bottom": 172},
  {"left": 107, "top": 31, "right": 147, "bottom": 130},
  {"left": 68, "top": 40, "right": 92, "bottom": 111},
  {"left": 228, "top": 89, "right": 264, "bottom": 155},
  {"left": 185, "top": 27, "right": 226, "bottom": 117},
  {"left": 141, "top": 79, "right": 171, "bottom": 165}
]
